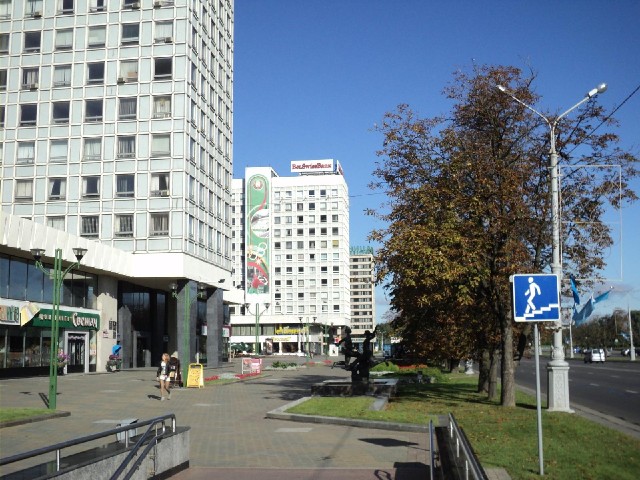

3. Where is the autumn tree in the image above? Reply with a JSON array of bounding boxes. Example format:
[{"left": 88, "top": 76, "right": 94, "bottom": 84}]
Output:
[{"left": 368, "top": 65, "right": 638, "bottom": 406}]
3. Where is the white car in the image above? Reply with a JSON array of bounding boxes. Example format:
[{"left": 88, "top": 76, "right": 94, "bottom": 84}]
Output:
[{"left": 584, "top": 348, "right": 606, "bottom": 363}]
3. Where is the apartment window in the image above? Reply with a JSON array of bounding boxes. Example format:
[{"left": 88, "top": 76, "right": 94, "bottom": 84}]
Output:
[
  {"left": 87, "top": 62, "right": 105, "bottom": 84},
  {"left": 123, "top": 0, "right": 140, "bottom": 8},
  {"left": 48, "top": 178, "right": 66, "bottom": 200},
  {"left": 154, "top": 21, "right": 173, "bottom": 43},
  {"left": 57, "top": 0, "right": 73, "bottom": 14},
  {"left": 24, "top": 32, "right": 41, "bottom": 52},
  {"left": 88, "top": 26, "right": 106, "bottom": 47},
  {"left": 117, "top": 136, "right": 135, "bottom": 158},
  {"left": 0, "top": 0, "right": 11, "bottom": 18},
  {"left": 121, "top": 24, "right": 139, "bottom": 44},
  {"left": 55, "top": 29, "right": 73, "bottom": 50},
  {"left": 52, "top": 101, "right": 70, "bottom": 123},
  {"left": 116, "top": 174, "right": 134, "bottom": 197},
  {"left": 153, "top": 96, "right": 171, "bottom": 118},
  {"left": 0, "top": 33, "right": 8, "bottom": 54},
  {"left": 16, "top": 142, "right": 36, "bottom": 164},
  {"left": 50, "top": 139, "right": 68, "bottom": 163},
  {"left": 89, "top": 0, "right": 106, "bottom": 12},
  {"left": 15, "top": 180, "right": 34, "bottom": 201},
  {"left": 21, "top": 68, "right": 39, "bottom": 89},
  {"left": 119, "top": 60, "right": 138, "bottom": 82},
  {"left": 83, "top": 138, "right": 101, "bottom": 161},
  {"left": 82, "top": 176, "right": 100, "bottom": 197},
  {"left": 0, "top": 105, "right": 4, "bottom": 127},
  {"left": 85, "top": 100, "right": 103, "bottom": 122},
  {"left": 0, "top": 69, "right": 6, "bottom": 90},
  {"left": 53, "top": 65, "right": 72, "bottom": 87},
  {"left": 26, "top": 0, "right": 43, "bottom": 16},
  {"left": 151, "top": 134, "right": 170, "bottom": 157},
  {"left": 154, "top": 58, "right": 172, "bottom": 79},
  {"left": 81, "top": 216, "right": 99, "bottom": 237},
  {"left": 150, "top": 173, "right": 169, "bottom": 196},
  {"left": 150, "top": 213, "right": 169, "bottom": 236},
  {"left": 118, "top": 97, "right": 137, "bottom": 120},
  {"left": 115, "top": 214, "right": 133, "bottom": 237},
  {"left": 47, "top": 216, "right": 65, "bottom": 230}
]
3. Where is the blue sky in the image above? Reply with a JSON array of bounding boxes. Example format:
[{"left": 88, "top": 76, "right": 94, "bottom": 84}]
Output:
[{"left": 233, "top": 0, "right": 640, "bottom": 320}]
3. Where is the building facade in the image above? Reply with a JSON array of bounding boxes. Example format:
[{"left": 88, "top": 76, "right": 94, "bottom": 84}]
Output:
[
  {"left": 349, "top": 246, "right": 376, "bottom": 345},
  {"left": 227, "top": 161, "right": 351, "bottom": 356},
  {"left": 0, "top": 0, "right": 235, "bottom": 376}
]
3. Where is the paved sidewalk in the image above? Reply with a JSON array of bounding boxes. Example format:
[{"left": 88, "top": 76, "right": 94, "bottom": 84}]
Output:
[{"left": 0, "top": 360, "right": 434, "bottom": 479}]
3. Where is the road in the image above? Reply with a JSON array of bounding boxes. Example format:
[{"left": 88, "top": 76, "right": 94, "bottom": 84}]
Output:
[{"left": 515, "top": 356, "right": 640, "bottom": 429}]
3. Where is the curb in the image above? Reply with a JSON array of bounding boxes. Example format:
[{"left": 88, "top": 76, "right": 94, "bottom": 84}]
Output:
[{"left": 0, "top": 411, "right": 70, "bottom": 429}]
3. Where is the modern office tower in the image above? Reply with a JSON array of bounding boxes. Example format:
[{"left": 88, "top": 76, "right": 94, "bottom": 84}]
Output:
[
  {"left": 349, "top": 247, "right": 376, "bottom": 344},
  {"left": 228, "top": 161, "right": 351, "bottom": 356},
  {"left": 0, "top": 1, "right": 234, "bottom": 376}
]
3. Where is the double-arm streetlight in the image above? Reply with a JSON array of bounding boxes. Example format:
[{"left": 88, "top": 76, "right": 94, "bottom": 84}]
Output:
[
  {"left": 31, "top": 247, "right": 87, "bottom": 410},
  {"left": 497, "top": 82, "right": 607, "bottom": 412},
  {"left": 245, "top": 302, "right": 270, "bottom": 355},
  {"left": 170, "top": 281, "right": 206, "bottom": 384},
  {"left": 298, "top": 316, "right": 311, "bottom": 358}
]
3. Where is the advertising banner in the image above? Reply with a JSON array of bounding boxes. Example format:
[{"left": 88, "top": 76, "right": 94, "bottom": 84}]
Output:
[{"left": 245, "top": 173, "right": 270, "bottom": 296}]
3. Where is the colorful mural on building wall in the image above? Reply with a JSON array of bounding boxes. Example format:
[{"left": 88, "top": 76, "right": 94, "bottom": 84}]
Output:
[{"left": 245, "top": 174, "right": 270, "bottom": 295}]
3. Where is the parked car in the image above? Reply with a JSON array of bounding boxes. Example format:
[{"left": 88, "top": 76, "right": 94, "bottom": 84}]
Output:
[
  {"left": 584, "top": 348, "right": 606, "bottom": 363},
  {"left": 623, "top": 348, "right": 640, "bottom": 356}
]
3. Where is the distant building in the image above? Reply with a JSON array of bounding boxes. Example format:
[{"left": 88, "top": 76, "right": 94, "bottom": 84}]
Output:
[{"left": 349, "top": 246, "right": 376, "bottom": 345}]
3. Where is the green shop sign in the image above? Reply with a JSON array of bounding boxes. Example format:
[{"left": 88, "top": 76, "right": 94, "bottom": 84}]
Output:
[{"left": 32, "top": 308, "right": 100, "bottom": 331}]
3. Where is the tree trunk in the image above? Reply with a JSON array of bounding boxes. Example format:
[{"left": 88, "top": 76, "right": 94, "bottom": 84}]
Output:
[
  {"left": 488, "top": 349, "right": 499, "bottom": 402},
  {"left": 477, "top": 349, "right": 490, "bottom": 394},
  {"left": 501, "top": 312, "right": 516, "bottom": 407}
]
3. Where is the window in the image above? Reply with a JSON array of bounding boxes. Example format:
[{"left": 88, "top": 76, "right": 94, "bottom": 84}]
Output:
[
  {"left": 26, "top": 0, "right": 42, "bottom": 16},
  {"left": 82, "top": 176, "right": 100, "bottom": 197},
  {"left": 119, "top": 60, "right": 138, "bottom": 82},
  {"left": 20, "top": 104, "right": 37, "bottom": 126},
  {"left": 117, "top": 136, "right": 135, "bottom": 158},
  {"left": 87, "top": 63, "right": 105, "bottom": 84},
  {"left": 83, "top": 138, "right": 101, "bottom": 161},
  {"left": 116, "top": 174, "right": 134, "bottom": 197},
  {"left": 47, "top": 216, "right": 65, "bottom": 230},
  {"left": 0, "top": 105, "right": 4, "bottom": 127},
  {"left": 88, "top": 26, "right": 106, "bottom": 47},
  {"left": 115, "top": 214, "right": 133, "bottom": 237},
  {"left": 0, "top": 0, "right": 11, "bottom": 18},
  {"left": 150, "top": 173, "right": 169, "bottom": 196},
  {"left": 48, "top": 178, "right": 66, "bottom": 200},
  {"left": 121, "top": 24, "right": 139, "bottom": 44},
  {"left": 154, "top": 21, "right": 173, "bottom": 43},
  {"left": 85, "top": 100, "right": 103, "bottom": 122},
  {"left": 53, "top": 65, "right": 72, "bottom": 87},
  {"left": 81, "top": 216, "right": 99, "bottom": 237},
  {"left": 154, "top": 58, "right": 172, "bottom": 79},
  {"left": 153, "top": 96, "right": 171, "bottom": 118},
  {"left": 0, "top": 33, "right": 8, "bottom": 54},
  {"left": 55, "top": 29, "right": 73, "bottom": 50},
  {"left": 57, "top": 0, "right": 73, "bottom": 14},
  {"left": 0, "top": 69, "right": 6, "bottom": 90},
  {"left": 118, "top": 98, "right": 137, "bottom": 120},
  {"left": 21, "top": 68, "right": 39, "bottom": 89},
  {"left": 150, "top": 213, "right": 169, "bottom": 236},
  {"left": 24, "top": 32, "right": 41, "bottom": 52},
  {"left": 17, "top": 142, "right": 35, "bottom": 164},
  {"left": 89, "top": 0, "right": 106, "bottom": 12},
  {"left": 151, "top": 134, "right": 170, "bottom": 157},
  {"left": 50, "top": 140, "right": 68, "bottom": 163},
  {"left": 15, "top": 180, "right": 34, "bottom": 201},
  {"left": 52, "top": 101, "right": 70, "bottom": 123}
]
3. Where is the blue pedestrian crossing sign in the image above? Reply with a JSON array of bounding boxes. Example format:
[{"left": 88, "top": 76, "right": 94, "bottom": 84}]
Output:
[{"left": 512, "top": 274, "right": 560, "bottom": 322}]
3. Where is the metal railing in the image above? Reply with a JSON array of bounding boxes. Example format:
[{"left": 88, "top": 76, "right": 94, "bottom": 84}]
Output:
[
  {"left": 0, "top": 414, "right": 176, "bottom": 478},
  {"left": 447, "top": 413, "right": 487, "bottom": 480}
]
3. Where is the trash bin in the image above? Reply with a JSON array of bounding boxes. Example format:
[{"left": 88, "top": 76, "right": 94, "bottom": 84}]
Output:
[{"left": 116, "top": 418, "right": 138, "bottom": 443}]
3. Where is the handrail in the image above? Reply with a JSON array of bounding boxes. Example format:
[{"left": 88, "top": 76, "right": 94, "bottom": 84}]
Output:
[
  {"left": 429, "top": 420, "right": 436, "bottom": 480},
  {"left": 447, "top": 413, "right": 487, "bottom": 480},
  {"left": 0, "top": 414, "right": 176, "bottom": 475}
]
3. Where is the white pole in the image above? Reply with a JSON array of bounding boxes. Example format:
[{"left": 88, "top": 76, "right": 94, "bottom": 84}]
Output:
[{"left": 534, "top": 324, "right": 544, "bottom": 476}]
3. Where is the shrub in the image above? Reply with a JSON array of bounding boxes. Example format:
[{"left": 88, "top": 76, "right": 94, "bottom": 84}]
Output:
[{"left": 371, "top": 361, "right": 400, "bottom": 372}]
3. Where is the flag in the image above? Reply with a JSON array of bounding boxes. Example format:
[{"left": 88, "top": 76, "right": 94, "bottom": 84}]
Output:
[
  {"left": 593, "top": 287, "right": 612, "bottom": 304},
  {"left": 572, "top": 295, "right": 595, "bottom": 326},
  {"left": 20, "top": 302, "right": 40, "bottom": 326},
  {"left": 570, "top": 275, "right": 581, "bottom": 305},
  {"left": 620, "top": 332, "right": 630, "bottom": 341}
]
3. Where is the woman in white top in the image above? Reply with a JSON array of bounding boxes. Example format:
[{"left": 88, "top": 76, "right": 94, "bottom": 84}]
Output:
[{"left": 157, "top": 353, "right": 171, "bottom": 401}]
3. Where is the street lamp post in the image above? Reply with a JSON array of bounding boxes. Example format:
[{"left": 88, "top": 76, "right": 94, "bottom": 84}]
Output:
[
  {"left": 171, "top": 281, "right": 206, "bottom": 385},
  {"left": 31, "top": 247, "right": 87, "bottom": 410},
  {"left": 497, "top": 82, "right": 607, "bottom": 412},
  {"left": 245, "top": 303, "right": 270, "bottom": 355}
]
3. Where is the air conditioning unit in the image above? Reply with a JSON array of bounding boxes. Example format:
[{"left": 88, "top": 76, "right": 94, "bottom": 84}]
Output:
[
  {"left": 131, "top": 2, "right": 141, "bottom": 9},
  {"left": 160, "top": 190, "right": 169, "bottom": 197},
  {"left": 33, "top": 11, "right": 42, "bottom": 18},
  {"left": 164, "top": 36, "right": 173, "bottom": 43},
  {"left": 30, "top": 83, "right": 39, "bottom": 90},
  {"left": 117, "top": 77, "right": 126, "bottom": 84},
  {"left": 154, "top": 1, "right": 162, "bottom": 7}
]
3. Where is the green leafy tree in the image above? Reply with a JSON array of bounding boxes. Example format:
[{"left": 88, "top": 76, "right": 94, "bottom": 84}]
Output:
[{"left": 369, "top": 65, "right": 638, "bottom": 406}]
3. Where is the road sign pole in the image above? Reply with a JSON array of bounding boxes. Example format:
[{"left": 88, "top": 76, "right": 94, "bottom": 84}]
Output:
[{"left": 534, "top": 323, "right": 544, "bottom": 476}]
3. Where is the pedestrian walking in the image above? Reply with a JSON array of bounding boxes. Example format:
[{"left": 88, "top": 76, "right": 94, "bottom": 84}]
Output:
[{"left": 156, "top": 353, "right": 171, "bottom": 401}]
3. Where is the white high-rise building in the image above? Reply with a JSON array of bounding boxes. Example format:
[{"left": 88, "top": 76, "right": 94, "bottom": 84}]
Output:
[
  {"left": 349, "top": 247, "right": 376, "bottom": 344},
  {"left": 0, "top": 1, "right": 234, "bottom": 376},
  {"left": 228, "top": 160, "right": 350, "bottom": 356}
]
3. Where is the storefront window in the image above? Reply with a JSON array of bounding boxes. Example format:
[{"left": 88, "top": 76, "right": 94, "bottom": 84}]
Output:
[
  {"left": 8, "top": 258, "right": 27, "bottom": 300},
  {"left": 24, "top": 327, "right": 42, "bottom": 366}
]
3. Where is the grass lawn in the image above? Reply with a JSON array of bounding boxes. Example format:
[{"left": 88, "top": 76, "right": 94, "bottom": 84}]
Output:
[
  {"left": 0, "top": 408, "right": 52, "bottom": 424},
  {"left": 288, "top": 373, "right": 640, "bottom": 480}
]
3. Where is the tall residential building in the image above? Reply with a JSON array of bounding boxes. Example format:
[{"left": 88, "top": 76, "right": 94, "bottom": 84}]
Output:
[
  {"left": 228, "top": 161, "right": 350, "bottom": 356},
  {"left": 0, "top": 0, "right": 234, "bottom": 377},
  {"left": 349, "top": 246, "right": 376, "bottom": 344}
]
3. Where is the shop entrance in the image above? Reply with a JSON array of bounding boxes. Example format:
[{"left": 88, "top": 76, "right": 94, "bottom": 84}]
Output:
[{"left": 66, "top": 332, "right": 88, "bottom": 374}]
